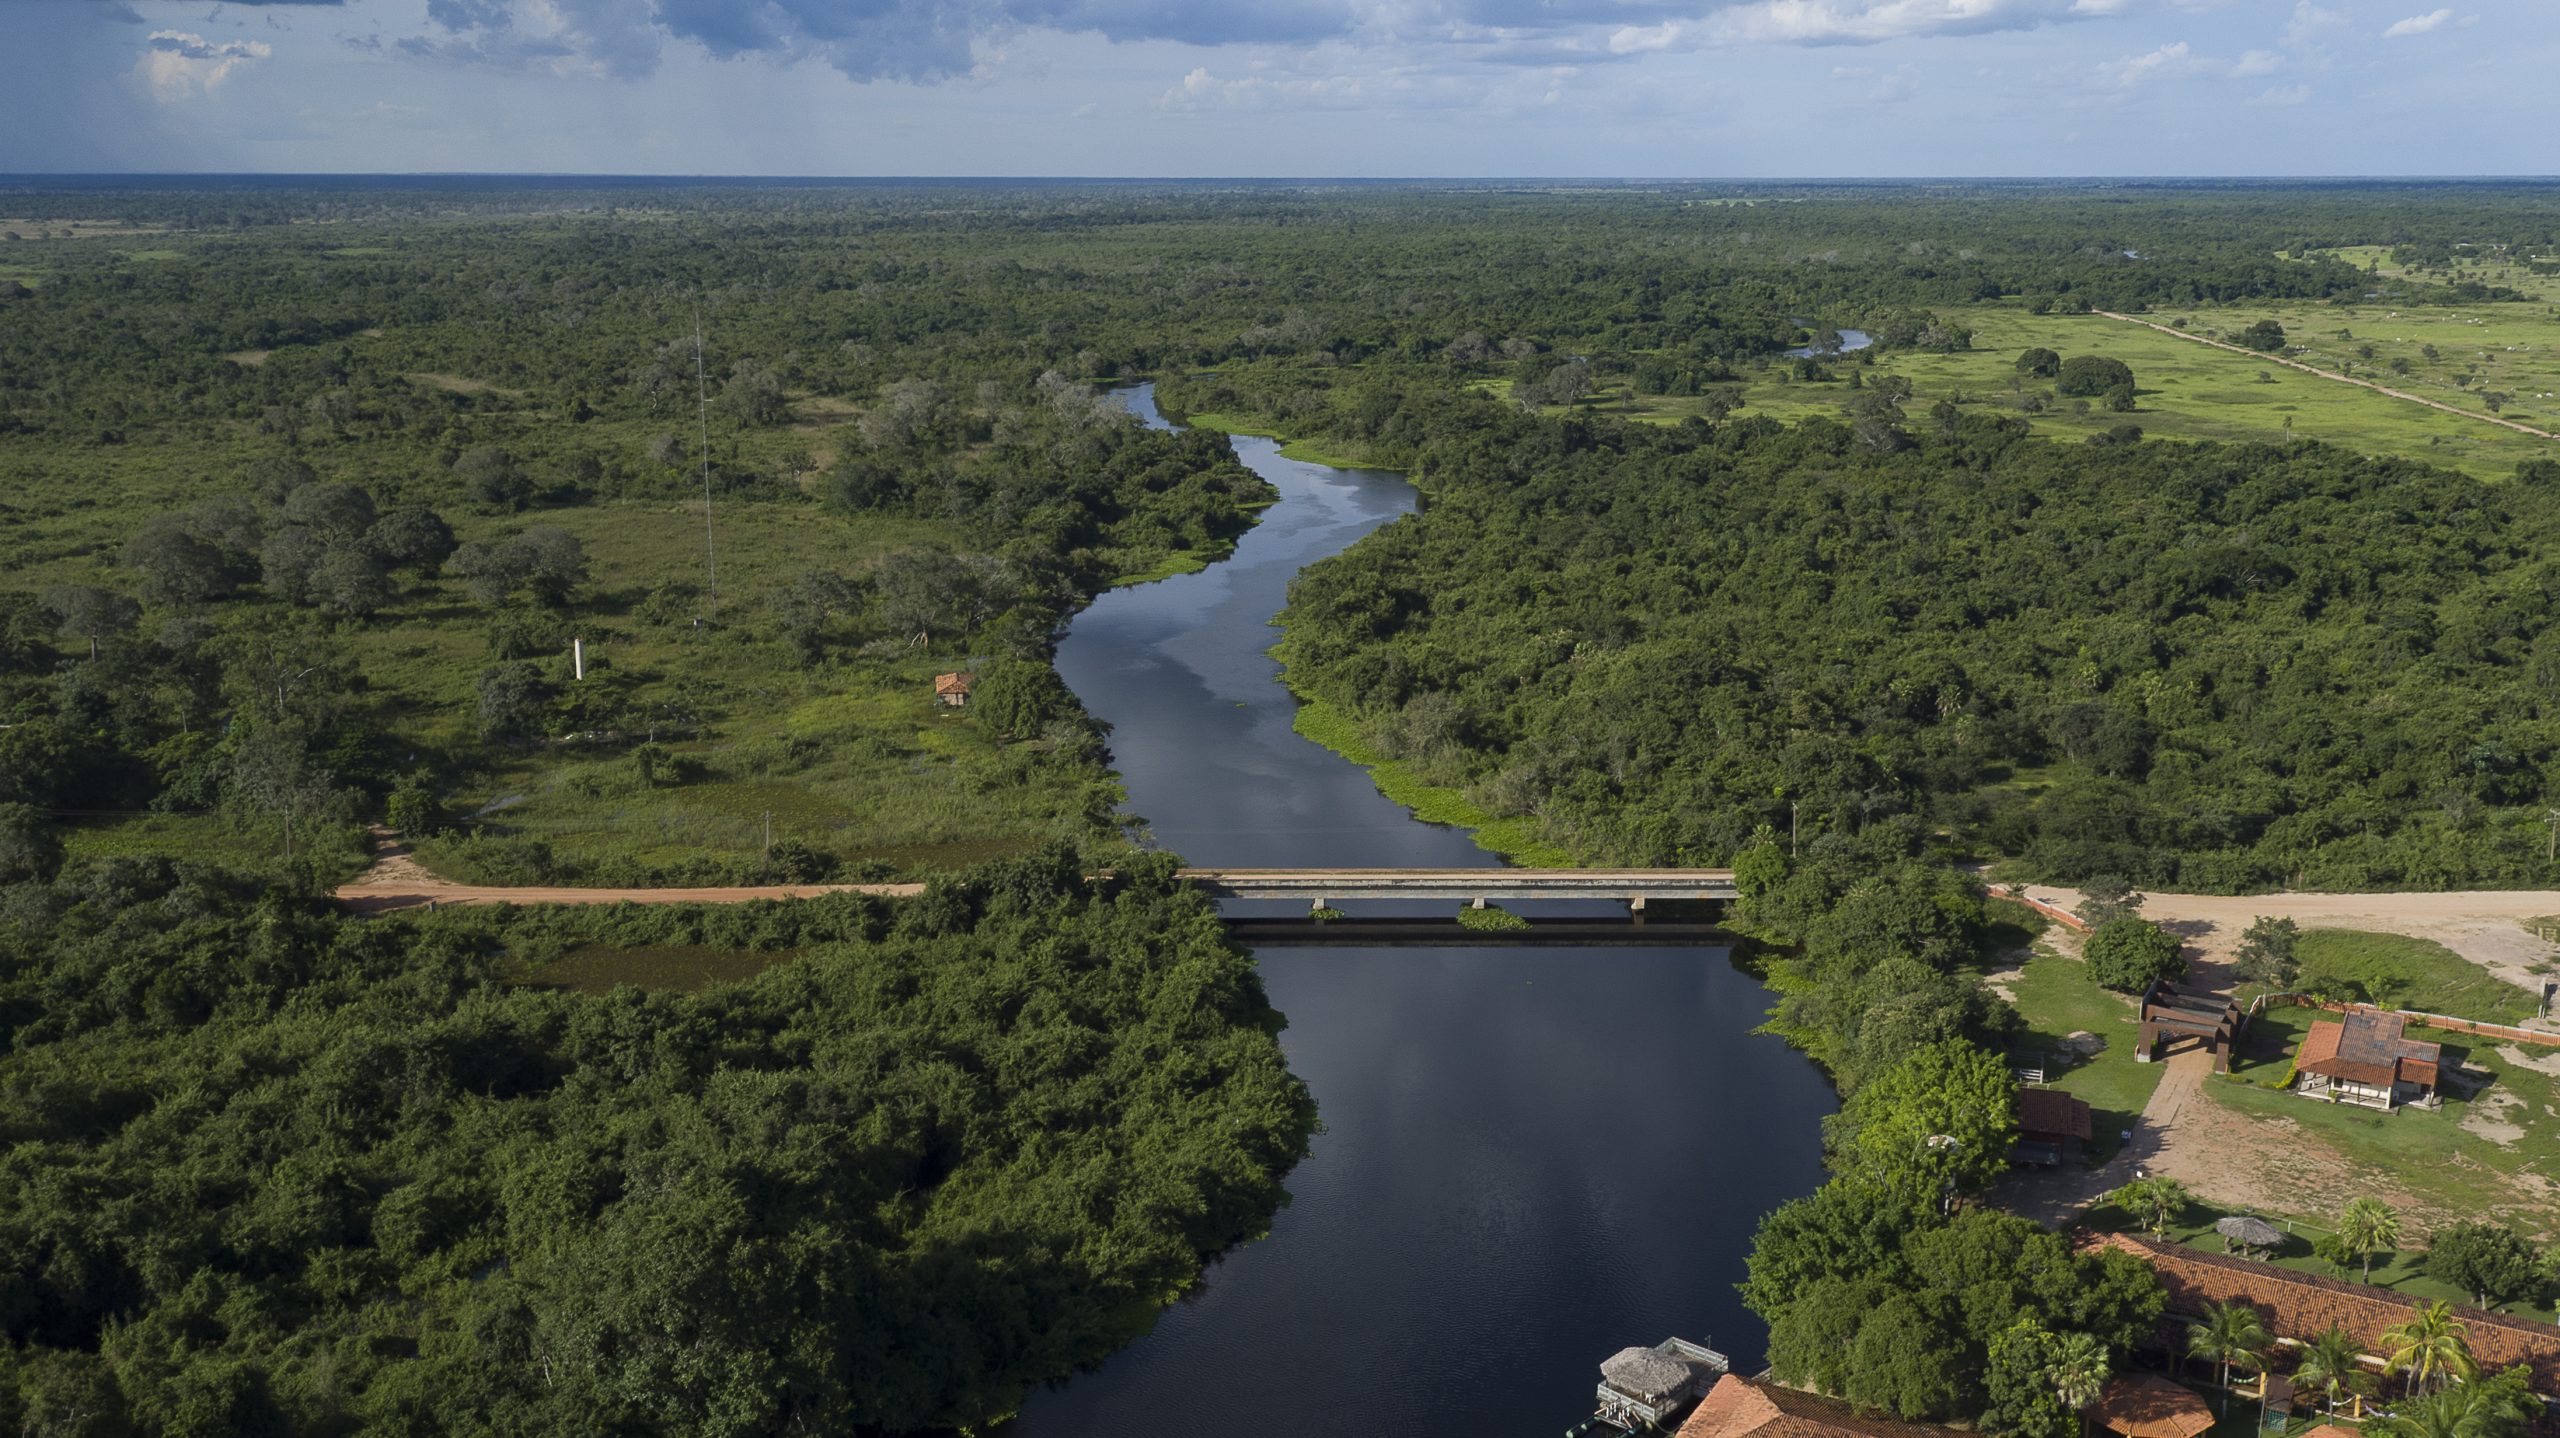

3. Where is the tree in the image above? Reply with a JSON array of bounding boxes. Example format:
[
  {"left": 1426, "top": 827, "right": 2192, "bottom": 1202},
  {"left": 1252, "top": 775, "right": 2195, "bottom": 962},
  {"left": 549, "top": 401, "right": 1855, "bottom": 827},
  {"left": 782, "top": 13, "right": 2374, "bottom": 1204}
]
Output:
[
  {"left": 2056, "top": 356, "right": 2135, "bottom": 398},
  {"left": 367, "top": 504, "right": 458, "bottom": 576},
  {"left": 123, "top": 516, "right": 238, "bottom": 607},
  {"left": 2108, "top": 1176, "right": 2191, "bottom": 1239},
  {"left": 1824, "top": 1040, "right": 2016, "bottom": 1208},
  {"left": 279, "top": 483, "right": 378, "bottom": 542},
  {"left": 2294, "top": 1325, "right": 2375, "bottom": 1417},
  {"left": 2372, "top": 1374, "right": 2537, "bottom": 1438},
  {"left": 2187, "top": 1300, "right": 2271, "bottom": 1412},
  {"left": 2237, "top": 319, "right": 2288, "bottom": 353},
  {"left": 2075, "top": 874, "right": 2143, "bottom": 926},
  {"left": 2232, "top": 916, "right": 2301, "bottom": 988},
  {"left": 41, "top": 585, "right": 139, "bottom": 660},
  {"left": 0, "top": 802, "right": 65, "bottom": 885},
  {"left": 2381, "top": 1301, "right": 2476, "bottom": 1396},
  {"left": 2084, "top": 918, "right": 2185, "bottom": 993},
  {"left": 2046, "top": 1329, "right": 2110, "bottom": 1417},
  {"left": 770, "top": 570, "right": 862, "bottom": 668},
  {"left": 451, "top": 528, "right": 587, "bottom": 609},
  {"left": 2339, "top": 1198, "right": 2403, "bottom": 1283},
  {"left": 311, "top": 547, "right": 394, "bottom": 619},
  {"left": 227, "top": 721, "right": 339, "bottom": 863},
  {"left": 260, "top": 527, "right": 328, "bottom": 606},
  {"left": 475, "top": 662, "right": 553, "bottom": 740},
  {"left": 2015, "top": 347, "right": 2062, "bottom": 377},
  {"left": 2427, "top": 1222, "right": 2546, "bottom": 1310},
  {"left": 970, "top": 659, "right": 1078, "bottom": 739},
  {"left": 1739, "top": 1183, "right": 1921, "bottom": 1322},
  {"left": 1845, "top": 1293, "right": 1969, "bottom": 1420},
  {"left": 454, "top": 444, "right": 533, "bottom": 510}
]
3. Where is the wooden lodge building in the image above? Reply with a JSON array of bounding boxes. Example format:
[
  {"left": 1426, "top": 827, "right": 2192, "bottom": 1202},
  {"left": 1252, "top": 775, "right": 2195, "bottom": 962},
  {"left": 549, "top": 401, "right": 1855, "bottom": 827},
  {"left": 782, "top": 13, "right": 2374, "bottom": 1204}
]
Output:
[
  {"left": 2085, "top": 1232, "right": 2560, "bottom": 1418},
  {"left": 2136, "top": 982, "right": 2247, "bottom": 1071},
  {"left": 933, "top": 671, "right": 974, "bottom": 707},
  {"left": 2294, "top": 1009, "right": 2443, "bottom": 1110}
]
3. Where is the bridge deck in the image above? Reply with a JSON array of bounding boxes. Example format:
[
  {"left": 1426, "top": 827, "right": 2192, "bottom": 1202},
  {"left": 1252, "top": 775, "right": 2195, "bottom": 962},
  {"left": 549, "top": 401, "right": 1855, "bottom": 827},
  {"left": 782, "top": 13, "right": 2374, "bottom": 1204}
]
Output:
[{"left": 1174, "top": 868, "right": 1735, "bottom": 901}]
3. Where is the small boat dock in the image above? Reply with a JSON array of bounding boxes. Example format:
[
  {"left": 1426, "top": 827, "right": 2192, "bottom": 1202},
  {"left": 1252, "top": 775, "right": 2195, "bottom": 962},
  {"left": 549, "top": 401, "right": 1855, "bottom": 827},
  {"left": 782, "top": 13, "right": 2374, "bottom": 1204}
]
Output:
[{"left": 1567, "top": 1336, "right": 1728, "bottom": 1436}]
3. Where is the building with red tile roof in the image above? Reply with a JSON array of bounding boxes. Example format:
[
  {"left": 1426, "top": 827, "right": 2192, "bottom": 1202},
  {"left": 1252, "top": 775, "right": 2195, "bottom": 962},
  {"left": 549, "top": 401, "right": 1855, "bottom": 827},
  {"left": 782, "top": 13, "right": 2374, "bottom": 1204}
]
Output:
[
  {"left": 2296, "top": 1011, "right": 2441, "bottom": 1109},
  {"left": 2089, "top": 1373, "right": 2214, "bottom": 1438},
  {"left": 2085, "top": 1232, "right": 2560, "bottom": 1401},
  {"left": 1676, "top": 1375, "right": 1950, "bottom": 1438}
]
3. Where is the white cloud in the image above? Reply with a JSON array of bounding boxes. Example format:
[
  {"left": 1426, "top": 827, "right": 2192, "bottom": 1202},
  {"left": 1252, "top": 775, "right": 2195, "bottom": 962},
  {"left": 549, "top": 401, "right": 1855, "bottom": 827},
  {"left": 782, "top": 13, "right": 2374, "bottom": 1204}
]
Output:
[
  {"left": 2102, "top": 39, "right": 2195, "bottom": 87},
  {"left": 2381, "top": 8, "right": 2455, "bottom": 36},
  {"left": 2230, "top": 49, "right": 2280, "bottom": 76},
  {"left": 1649, "top": 0, "right": 2113, "bottom": 50},
  {"left": 139, "top": 29, "right": 271, "bottom": 99},
  {"left": 2250, "top": 82, "right": 2312, "bottom": 104},
  {"left": 2281, "top": 1, "right": 2345, "bottom": 47}
]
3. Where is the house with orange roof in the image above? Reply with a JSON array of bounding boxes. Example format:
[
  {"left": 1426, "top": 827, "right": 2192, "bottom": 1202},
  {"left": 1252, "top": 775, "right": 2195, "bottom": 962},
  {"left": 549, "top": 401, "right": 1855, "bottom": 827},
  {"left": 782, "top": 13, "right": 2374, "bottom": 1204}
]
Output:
[
  {"left": 1675, "top": 1373, "right": 1947, "bottom": 1438},
  {"left": 2294, "top": 1010, "right": 2442, "bottom": 1110}
]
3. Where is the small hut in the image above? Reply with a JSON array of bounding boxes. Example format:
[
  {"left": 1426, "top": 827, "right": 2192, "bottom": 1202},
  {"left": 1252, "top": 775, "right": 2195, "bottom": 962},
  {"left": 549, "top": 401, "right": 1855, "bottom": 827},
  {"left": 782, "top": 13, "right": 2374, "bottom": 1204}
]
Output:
[
  {"left": 2090, "top": 1374, "right": 2214, "bottom": 1438},
  {"left": 933, "top": 671, "right": 975, "bottom": 708},
  {"left": 2215, "top": 1215, "right": 2285, "bottom": 1256},
  {"left": 2015, "top": 1087, "right": 2095, "bottom": 1167},
  {"left": 1596, "top": 1337, "right": 1728, "bottom": 1431}
]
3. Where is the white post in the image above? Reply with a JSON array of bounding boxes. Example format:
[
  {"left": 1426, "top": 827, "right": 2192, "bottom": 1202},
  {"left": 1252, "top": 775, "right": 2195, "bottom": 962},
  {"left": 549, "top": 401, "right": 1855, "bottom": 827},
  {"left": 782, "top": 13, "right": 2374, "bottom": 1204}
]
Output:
[{"left": 573, "top": 636, "right": 585, "bottom": 681}]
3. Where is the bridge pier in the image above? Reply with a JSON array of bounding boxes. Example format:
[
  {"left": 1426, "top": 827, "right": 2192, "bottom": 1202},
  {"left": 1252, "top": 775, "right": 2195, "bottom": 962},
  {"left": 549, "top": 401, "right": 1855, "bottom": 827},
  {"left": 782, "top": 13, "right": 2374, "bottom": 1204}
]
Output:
[{"left": 1630, "top": 894, "right": 1646, "bottom": 926}]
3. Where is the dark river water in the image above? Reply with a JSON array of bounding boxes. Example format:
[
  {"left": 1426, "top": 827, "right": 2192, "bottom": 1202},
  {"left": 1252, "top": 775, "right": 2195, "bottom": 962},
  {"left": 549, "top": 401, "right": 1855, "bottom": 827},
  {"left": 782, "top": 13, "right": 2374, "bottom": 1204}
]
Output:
[{"left": 1012, "top": 384, "right": 1835, "bottom": 1438}]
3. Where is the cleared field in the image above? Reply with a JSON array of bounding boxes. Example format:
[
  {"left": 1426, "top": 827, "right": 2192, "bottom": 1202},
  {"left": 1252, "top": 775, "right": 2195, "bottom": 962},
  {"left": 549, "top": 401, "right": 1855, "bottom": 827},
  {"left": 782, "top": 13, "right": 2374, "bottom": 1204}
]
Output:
[{"left": 1584, "top": 300, "right": 2560, "bottom": 480}]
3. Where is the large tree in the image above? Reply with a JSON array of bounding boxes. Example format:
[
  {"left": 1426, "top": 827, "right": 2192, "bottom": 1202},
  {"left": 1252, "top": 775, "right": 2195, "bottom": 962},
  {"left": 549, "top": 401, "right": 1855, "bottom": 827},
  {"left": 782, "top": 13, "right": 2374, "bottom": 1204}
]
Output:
[{"left": 1824, "top": 1040, "right": 2017, "bottom": 1209}]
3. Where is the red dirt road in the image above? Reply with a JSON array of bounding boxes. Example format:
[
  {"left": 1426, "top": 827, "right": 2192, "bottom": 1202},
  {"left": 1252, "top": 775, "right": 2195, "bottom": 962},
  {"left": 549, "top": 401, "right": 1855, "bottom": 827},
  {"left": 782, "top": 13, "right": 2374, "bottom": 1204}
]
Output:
[{"left": 331, "top": 836, "right": 920, "bottom": 914}]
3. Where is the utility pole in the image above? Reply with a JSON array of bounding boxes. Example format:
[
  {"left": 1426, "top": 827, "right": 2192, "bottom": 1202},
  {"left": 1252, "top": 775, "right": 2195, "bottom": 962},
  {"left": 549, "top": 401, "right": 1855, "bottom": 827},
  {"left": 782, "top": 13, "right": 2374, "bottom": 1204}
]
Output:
[
  {"left": 693, "top": 305, "right": 718, "bottom": 624},
  {"left": 2545, "top": 808, "right": 2560, "bottom": 865}
]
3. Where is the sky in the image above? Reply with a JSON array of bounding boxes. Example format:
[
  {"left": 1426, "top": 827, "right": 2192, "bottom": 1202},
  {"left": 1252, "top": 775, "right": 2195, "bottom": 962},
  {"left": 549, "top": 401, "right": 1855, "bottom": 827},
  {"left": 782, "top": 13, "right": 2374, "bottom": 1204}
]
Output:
[{"left": 0, "top": 0, "right": 2551, "bottom": 176}]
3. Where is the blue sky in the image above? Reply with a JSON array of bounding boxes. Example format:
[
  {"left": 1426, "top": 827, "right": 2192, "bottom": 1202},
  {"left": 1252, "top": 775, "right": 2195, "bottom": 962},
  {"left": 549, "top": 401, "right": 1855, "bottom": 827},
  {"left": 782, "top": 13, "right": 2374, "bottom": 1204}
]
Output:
[{"left": 2, "top": 0, "right": 2551, "bottom": 175}]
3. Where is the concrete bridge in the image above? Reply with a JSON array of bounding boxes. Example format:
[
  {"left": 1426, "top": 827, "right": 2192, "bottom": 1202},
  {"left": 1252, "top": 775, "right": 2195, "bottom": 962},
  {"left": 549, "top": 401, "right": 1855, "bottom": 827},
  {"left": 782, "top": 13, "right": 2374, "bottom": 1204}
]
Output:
[{"left": 1174, "top": 868, "right": 1735, "bottom": 911}]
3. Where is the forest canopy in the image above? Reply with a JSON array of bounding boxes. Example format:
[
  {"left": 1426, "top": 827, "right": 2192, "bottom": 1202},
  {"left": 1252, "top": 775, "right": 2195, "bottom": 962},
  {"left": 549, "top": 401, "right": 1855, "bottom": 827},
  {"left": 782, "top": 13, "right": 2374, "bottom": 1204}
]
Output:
[{"left": 0, "top": 850, "right": 1314, "bottom": 1434}]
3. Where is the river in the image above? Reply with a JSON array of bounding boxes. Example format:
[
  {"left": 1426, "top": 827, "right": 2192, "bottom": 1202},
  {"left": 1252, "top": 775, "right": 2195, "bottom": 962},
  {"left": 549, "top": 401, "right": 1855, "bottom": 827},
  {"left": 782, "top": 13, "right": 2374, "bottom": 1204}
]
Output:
[{"left": 1012, "top": 384, "right": 1835, "bottom": 1438}]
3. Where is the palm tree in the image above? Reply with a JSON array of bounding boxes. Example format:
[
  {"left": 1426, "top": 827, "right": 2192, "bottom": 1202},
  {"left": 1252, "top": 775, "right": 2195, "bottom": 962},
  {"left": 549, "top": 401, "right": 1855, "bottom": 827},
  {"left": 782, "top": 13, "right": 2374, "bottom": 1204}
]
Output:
[
  {"left": 2047, "top": 1329, "right": 2112, "bottom": 1432},
  {"left": 2381, "top": 1301, "right": 2477, "bottom": 1397},
  {"left": 2370, "top": 1380, "right": 2527, "bottom": 1438},
  {"left": 2111, "top": 1176, "right": 2193, "bottom": 1240},
  {"left": 2188, "top": 1300, "right": 2272, "bottom": 1415},
  {"left": 2294, "top": 1326, "right": 2374, "bottom": 1418},
  {"left": 2338, "top": 1197, "right": 2403, "bottom": 1282}
]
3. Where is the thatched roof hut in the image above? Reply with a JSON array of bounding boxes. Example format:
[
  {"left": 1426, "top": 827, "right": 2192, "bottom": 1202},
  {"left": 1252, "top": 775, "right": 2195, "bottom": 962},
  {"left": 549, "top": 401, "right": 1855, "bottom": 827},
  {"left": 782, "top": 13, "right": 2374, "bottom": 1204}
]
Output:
[
  {"left": 2215, "top": 1215, "right": 2284, "bottom": 1251},
  {"left": 1603, "top": 1345, "right": 1693, "bottom": 1401}
]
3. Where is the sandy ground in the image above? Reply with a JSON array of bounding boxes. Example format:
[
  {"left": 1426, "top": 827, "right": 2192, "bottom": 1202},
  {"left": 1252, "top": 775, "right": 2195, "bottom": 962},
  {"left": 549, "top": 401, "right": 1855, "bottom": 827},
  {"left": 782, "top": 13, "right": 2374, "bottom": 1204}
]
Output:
[
  {"left": 331, "top": 833, "right": 920, "bottom": 914},
  {"left": 1997, "top": 883, "right": 2560, "bottom": 1230},
  {"left": 2017, "top": 883, "right": 2560, "bottom": 1019}
]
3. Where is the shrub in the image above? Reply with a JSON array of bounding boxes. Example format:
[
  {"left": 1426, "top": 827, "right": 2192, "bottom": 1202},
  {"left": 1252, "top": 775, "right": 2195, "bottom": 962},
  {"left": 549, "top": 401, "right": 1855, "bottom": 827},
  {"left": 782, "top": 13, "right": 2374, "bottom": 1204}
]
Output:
[
  {"left": 2056, "top": 356, "right": 2134, "bottom": 397},
  {"left": 2084, "top": 917, "right": 2186, "bottom": 993}
]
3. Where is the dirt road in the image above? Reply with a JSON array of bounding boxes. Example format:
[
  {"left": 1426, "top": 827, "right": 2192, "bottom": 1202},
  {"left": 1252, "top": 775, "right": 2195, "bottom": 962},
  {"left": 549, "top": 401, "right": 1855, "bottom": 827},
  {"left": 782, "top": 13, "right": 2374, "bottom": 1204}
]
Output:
[
  {"left": 331, "top": 836, "right": 920, "bottom": 914},
  {"left": 2095, "top": 310, "right": 2560, "bottom": 442}
]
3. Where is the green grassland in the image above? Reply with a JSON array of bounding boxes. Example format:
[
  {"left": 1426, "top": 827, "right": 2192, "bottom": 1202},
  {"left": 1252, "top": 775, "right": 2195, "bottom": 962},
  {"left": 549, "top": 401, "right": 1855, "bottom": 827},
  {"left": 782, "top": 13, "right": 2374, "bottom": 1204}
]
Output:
[
  {"left": 2085, "top": 1184, "right": 2560, "bottom": 1321},
  {"left": 2235, "top": 929, "right": 2547, "bottom": 1023},
  {"left": 1566, "top": 301, "right": 2560, "bottom": 480},
  {"left": 2003, "top": 949, "right": 2166, "bottom": 1163}
]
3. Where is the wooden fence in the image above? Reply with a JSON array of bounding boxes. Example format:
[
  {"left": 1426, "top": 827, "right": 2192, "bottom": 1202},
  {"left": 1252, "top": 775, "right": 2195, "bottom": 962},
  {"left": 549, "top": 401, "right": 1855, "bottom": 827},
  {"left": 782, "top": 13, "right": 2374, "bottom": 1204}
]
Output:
[{"left": 2251, "top": 994, "right": 2560, "bottom": 1049}]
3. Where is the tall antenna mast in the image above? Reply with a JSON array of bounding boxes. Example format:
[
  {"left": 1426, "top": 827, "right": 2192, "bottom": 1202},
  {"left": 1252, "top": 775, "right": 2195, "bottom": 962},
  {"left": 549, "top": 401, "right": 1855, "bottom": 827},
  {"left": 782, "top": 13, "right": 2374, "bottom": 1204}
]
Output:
[{"left": 692, "top": 303, "right": 718, "bottom": 622}]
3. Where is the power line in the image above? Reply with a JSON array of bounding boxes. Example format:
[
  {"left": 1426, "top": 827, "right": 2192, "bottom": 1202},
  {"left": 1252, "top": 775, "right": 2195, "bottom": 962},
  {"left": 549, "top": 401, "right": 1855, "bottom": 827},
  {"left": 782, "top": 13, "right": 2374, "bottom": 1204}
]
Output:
[{"left": 692, "top": 303, "right": 718, "bottom": 623}]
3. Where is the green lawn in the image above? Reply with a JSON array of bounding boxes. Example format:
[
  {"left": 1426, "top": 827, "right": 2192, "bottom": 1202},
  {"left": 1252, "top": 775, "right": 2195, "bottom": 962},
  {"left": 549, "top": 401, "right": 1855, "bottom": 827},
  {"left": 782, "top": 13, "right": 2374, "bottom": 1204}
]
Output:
[
  {"left": 513, "top": 942, "right": 805, "bottom": 994},
  {"left": 2210, "top": 1023, "right": 2560, "bottom": 1238},
  {"left": 2085, "top": 1185, "right": 2560, "bottom": 1322},
  {"left": 2244, "top": 929, "right": 2544, "bottom": 1023},
  {"left": 2005, "top": 950, "right": 2166, "bottom": 1163}
]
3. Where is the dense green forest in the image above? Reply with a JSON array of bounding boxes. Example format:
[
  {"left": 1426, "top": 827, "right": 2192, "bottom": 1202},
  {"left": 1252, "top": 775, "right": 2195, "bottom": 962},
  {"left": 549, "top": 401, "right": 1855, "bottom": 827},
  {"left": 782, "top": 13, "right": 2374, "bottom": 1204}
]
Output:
[
  {"left": 1238, "top": 366, "right": 2560, "bottom": 892},
  {"left": 0, "top": 848, "right": 1312, "bottom": 1433},
  {"left": 8, "top": 178, "right": 2560, "bottom": 1434}
]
